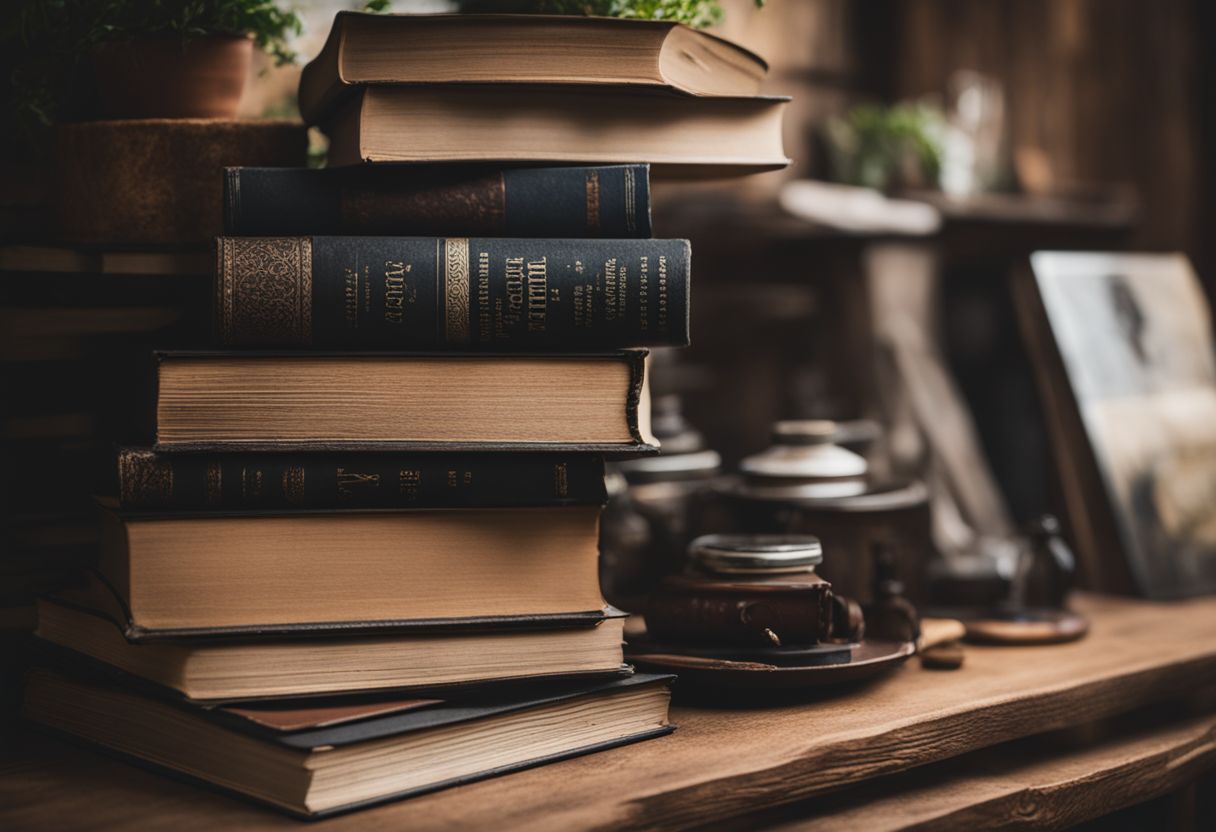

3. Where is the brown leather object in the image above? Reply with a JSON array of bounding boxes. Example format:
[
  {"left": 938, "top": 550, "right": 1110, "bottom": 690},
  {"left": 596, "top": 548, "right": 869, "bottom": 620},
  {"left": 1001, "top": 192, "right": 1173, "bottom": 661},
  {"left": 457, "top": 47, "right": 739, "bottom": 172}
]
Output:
[
  {"left": 54, "top": 119, "right": 307, "bottom": 246},
  {"left": 644, "top": 572, "right": 836, "bottom": 647}
]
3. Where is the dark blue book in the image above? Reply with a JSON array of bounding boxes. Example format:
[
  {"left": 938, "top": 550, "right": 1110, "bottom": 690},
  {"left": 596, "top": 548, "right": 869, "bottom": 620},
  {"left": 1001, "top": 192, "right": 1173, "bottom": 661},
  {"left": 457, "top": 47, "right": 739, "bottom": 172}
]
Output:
[
  {"left": 223, "top": 164, "right": 651, "bottom": 238},
  {"left": 216, "top": 236, "right": 689, "bottom": 350}
]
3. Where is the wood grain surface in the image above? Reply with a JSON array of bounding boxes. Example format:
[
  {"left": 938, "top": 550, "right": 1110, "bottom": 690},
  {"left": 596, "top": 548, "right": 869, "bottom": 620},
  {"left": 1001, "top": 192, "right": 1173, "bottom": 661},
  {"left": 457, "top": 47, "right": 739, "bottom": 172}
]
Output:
[
  {"left": 2, "top": 592, "right": 1216, "bottom": 831},
  {"left": 767, "top": 713, "right": 1216, "bottom": 831}
]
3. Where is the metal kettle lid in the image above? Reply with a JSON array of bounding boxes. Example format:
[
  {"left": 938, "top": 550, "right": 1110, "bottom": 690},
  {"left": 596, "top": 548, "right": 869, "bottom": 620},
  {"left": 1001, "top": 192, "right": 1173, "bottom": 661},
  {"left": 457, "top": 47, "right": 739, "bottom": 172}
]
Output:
[
  {"left": 739, "top": 420, "right": 868, "bottom": 480},
  {"left": 689, "top": 533, "right": 823, "bottom": 575}
]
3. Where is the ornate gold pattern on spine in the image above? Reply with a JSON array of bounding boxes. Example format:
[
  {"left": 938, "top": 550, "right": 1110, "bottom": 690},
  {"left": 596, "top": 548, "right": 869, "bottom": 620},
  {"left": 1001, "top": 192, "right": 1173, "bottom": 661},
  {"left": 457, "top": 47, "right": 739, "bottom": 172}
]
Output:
[
  {"left": 444, "top": 237, "right": 470, "bottom": 344},
  {"left": 282, "top": 466, "right": 305, "bottom": 504},
  {"left": 205, "top": 462, "right": 222, "bottom": 505},
  {"left": 218, "top": 237, "right": 313, "bottom": 345},
  {"left": 585, "top": 172, "right": 601, "bottom": 233},
  {"left": 554, "top": 462, "right": 569, "bottom": 498},
  {"left": 118, "top": 449, "right": 173, "bottom": 506}
]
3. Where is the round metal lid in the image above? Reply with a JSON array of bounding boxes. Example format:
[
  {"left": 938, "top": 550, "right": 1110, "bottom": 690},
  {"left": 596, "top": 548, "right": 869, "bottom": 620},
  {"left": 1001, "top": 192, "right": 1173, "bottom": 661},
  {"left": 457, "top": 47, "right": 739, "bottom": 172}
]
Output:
[
  {"left": 689, "top": 534, "right": 823, "bottom": 575},
  {"left": 740, "top": 443, "right": 867, "bottom": 480},
  {"left": 616, "top": 449, "right": 722, "bottom": 484},
  {"left": 770, "top": 419, "right": 838, "bottom": 446}
]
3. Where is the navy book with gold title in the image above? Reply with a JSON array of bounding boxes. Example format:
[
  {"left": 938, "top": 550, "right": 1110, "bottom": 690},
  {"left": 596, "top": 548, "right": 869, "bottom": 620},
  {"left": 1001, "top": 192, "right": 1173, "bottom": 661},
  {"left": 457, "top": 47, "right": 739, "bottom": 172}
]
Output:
[{"left": 215, "top": 235, "right": 689, "bottom": 349}]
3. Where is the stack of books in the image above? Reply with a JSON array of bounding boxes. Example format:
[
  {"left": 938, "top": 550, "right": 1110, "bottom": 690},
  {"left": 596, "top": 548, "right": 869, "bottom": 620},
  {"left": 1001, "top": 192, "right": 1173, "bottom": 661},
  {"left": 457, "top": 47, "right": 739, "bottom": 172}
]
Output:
[{"left": 24, "top": 12, "right": 784, "bottom": 818}]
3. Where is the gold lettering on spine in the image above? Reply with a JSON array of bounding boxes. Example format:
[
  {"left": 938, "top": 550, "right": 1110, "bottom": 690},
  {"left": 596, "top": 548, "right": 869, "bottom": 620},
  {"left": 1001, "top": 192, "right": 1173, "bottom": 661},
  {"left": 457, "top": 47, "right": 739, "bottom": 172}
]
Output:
[
  {"left": 638, "top": 255, "right": 649, "bottom": 331},
  {"left": 585, "top": 172, "right": 601, "bottom": 233},
  {"left": 657, "top": 254, "right": 668, "bottom": 330},
  {"left": 282, "top": 466, "right": 305, "bottom": 504},
  {"left": 205, "top": 463, "right": 222, "bottom": 505},
  {"left": 219, "top": 237, "right": 312, "bottom": 345},
  {"left": 384, "top": 260, "right": 413, "bottom": 324},
  {"left": 554, "top": 463, "right": 568, "bottom": 498},
  {"left": 343, "top": 266, "right": 359, "bottom": 328},
  {"left": 444, "top": 238, "right": 471, "bottom": 344},
  {"left": 526, "top": 257, "right": 548, "bottom": 332},
  {"left": 604, "top": 258, "right": 618, "bottom": 320},
  {"left": 477, "top": 251, "right": 492, "bottom": 342},
  {"left": 399, "top": 469, "right": 421, "bottom": 501}
]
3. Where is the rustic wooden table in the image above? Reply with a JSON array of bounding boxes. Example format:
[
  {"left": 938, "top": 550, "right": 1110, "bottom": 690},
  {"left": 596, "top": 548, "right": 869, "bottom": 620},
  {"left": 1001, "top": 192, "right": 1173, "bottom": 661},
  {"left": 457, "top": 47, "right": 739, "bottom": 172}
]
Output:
[{"left": 3, "top": 592, "right": 1215, "bottom": 831}]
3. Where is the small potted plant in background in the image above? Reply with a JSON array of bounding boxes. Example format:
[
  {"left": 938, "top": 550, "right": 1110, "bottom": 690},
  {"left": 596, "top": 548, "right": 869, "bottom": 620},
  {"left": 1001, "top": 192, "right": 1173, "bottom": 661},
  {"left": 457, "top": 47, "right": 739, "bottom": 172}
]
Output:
[
  {"left": 85, "top": 0, "right": 304, "bottom": 119},
  {"left": 3, "top": 0, "right": 305, "bottom": 125}
]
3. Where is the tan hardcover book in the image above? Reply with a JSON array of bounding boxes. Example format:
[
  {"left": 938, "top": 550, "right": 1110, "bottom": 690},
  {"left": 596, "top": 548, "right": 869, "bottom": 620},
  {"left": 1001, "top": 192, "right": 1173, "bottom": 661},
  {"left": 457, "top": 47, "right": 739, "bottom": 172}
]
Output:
[
  {"left": 321, "top": 86, "right": 788, "bottom": 173},
  {"left": 24, "top": 668, "right": 673, "bottom": 817},
  {"left": 36, "top": 582, "right": 627, "bottom": 701},
  {"left": 94, "top": 505, "right": 607, "bottom": 635},
  {"left": 299, "top": 12, "right": 767, "bottom": 124},
  {"left": 151, "top": 351, "right": 654, "bottom": 452}
]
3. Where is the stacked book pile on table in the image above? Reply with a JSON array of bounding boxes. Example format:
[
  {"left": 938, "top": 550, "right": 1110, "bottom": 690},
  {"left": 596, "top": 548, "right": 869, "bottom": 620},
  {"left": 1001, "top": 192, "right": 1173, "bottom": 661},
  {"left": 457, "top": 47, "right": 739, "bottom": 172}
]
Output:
[{"left": 23, "top": 12, "right": 785, "bottom": 818}]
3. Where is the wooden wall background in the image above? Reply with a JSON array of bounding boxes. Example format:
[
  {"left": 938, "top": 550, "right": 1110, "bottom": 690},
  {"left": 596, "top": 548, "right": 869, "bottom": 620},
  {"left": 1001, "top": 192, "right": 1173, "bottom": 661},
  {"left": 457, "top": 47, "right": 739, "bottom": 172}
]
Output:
[
  {"left": 714, "top": 0, "right": 1207, "bottom": 275},
  {"left": 665, "top": 0, "right": 1210, "bottom": 493},
  {"left": 889, "top": 0, "right": 1203, "bottom": 273}
]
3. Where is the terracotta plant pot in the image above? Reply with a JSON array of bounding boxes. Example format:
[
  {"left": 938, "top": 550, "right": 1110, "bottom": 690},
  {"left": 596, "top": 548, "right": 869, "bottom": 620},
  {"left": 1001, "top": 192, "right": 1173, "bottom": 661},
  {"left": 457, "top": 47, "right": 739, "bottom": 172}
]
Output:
[{"left": 91, "top": 34, "right": 253, "bottom": 120}]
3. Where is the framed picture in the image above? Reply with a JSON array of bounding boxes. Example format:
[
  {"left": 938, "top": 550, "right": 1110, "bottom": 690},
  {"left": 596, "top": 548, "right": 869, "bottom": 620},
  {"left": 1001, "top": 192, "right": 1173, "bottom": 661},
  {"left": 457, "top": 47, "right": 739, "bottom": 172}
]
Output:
[{"left": 1017, "top": 252, "right": 1216, "bottom": 598}]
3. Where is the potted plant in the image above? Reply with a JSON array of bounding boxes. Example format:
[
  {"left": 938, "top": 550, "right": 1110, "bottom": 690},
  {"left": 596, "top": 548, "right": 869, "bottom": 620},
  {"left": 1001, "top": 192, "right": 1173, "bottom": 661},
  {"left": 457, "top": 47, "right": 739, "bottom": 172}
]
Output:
[
  {"left": 88, "top": 0, "right": 306, "bottom": 119},
  {"left": 3, "top": 0, "right": 304, "bottom": 124}
]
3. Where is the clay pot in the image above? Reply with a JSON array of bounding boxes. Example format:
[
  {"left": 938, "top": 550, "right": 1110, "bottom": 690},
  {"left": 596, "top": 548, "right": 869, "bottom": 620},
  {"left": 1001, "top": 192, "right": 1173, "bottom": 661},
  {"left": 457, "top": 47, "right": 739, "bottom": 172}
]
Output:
[{"left": 91, "top": 35, "right": 253, "bottom": 120}]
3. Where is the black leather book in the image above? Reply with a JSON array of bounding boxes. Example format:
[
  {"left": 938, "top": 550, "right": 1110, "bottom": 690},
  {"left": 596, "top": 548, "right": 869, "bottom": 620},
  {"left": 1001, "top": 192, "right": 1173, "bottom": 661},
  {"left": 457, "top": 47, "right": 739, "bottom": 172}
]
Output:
[
  {"left": 115, "top": 448, "right": 606, "bottom": 511},
  {"left": 24, "top": 666, "right": 674, "bottom": 817},
  {"left": 215, "top": 236, "right": 689, "bottom": 349},
  {"left": 223, "top": 164, "right": 652, "bottom": 238}
]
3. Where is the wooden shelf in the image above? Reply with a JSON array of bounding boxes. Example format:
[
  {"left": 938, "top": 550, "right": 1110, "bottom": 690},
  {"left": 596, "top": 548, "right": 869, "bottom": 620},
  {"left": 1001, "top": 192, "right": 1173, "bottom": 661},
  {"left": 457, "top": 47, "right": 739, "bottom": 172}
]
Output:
[
  {"left": 766, "top": 712, "right": 1216, "bottom": 830},
  {"left": 3, "top": 592, "right": 1216, "bottom": 830}
]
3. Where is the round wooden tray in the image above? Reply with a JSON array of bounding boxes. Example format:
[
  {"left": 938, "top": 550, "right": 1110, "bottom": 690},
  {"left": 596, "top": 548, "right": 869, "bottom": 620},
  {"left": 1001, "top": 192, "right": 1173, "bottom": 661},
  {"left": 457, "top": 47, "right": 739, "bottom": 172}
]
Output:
[{"left": 961, "top": 608, "right": 1090, "bottom": 645}]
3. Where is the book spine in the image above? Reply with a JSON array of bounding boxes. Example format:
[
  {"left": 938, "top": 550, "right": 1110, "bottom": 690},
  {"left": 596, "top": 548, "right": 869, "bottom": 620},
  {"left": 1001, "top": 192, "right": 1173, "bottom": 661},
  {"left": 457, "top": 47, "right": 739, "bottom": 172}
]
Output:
[
  {"left": 117, "top": 449, "right": 606, "bottom": 510},
  {"left": 216, "top": 237, "right": 689, "bottom": 349},
  {"left": 222, "top": 165, "right": 652, "bottom": 238}
]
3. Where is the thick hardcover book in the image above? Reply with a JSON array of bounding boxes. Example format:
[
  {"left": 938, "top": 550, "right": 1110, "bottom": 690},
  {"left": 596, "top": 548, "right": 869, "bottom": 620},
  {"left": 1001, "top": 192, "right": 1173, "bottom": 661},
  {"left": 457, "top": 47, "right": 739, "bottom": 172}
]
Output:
[
  {"left": 36, "top": 584, "right": 629, "bottom": 701},
  {"left": 223, "top": 164, "right": 651, "bottom": 238},
  {"left": 321, "top": 86, "right": 788, "bottom": 173},
  {"left": 115, "top": 448, "right": 607, "bottom": 511},
  {"left": 215, "top": 236, "right": 689, "bottom": 350},
  {"left": 151, "top": 351, "right": 655, "bottom": 453},
  {"left": 96, "top": 505, "right": 609, "bottom": 635},
  {"left": 24, "top": 667, "right": 675, "bottom": 817},
  {"left": 299, "top": 11, "right": 766, "bottom": 123}
]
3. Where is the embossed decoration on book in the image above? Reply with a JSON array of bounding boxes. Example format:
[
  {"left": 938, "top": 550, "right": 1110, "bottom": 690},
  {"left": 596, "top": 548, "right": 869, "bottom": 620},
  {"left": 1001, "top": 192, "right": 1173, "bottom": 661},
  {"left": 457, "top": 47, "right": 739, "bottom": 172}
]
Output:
[
  {"left": 444, "top": 237, "right": 471, "bottom": 344},
  {"left": 219, "top": 237, "right": 313, "bottom": 343}
]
